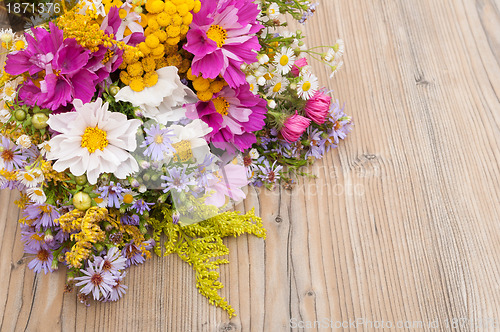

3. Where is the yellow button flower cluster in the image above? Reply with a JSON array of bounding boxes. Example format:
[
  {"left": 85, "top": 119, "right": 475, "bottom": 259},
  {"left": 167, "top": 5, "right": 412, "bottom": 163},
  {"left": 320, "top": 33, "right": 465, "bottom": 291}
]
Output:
[
  {"left": 120, "top": 0, "right": 201, "bottom": 92},
  {"left": 186, "top": 68, "right": 227, "bottom": 102},
  {"left": 57, "top": 5, "right": 117, "bottom": 52}
]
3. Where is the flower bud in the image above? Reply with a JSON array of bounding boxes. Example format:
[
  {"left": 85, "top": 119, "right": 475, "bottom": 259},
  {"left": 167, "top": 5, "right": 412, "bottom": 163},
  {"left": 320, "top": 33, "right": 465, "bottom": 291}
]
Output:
[
  {"left": 32, "top": 113, "right": 49, "bottom": 129},
  {"left": 73, "top": 192, "right": 92, "bottom": 211}
]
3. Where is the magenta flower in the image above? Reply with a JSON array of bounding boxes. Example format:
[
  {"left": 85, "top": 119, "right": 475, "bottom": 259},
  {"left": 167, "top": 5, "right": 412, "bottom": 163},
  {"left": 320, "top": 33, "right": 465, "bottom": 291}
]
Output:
[
  {"left": 5, "top": 22, "right": 98, "bottom": 110},
  {"left": 304, "top": 90, "right": 332, "bottom": 124},
  {"left": 281, "top": 111, "right": 311, "bottom": 142},
  {"left": 184, "top": 0, "right": 263, "bottom": 88},
  {"left": 187, "top": 84, "right": 267, "bottom": 153},
  {"left": 291, "top": 58, "right": 308, "bottom": 77}
]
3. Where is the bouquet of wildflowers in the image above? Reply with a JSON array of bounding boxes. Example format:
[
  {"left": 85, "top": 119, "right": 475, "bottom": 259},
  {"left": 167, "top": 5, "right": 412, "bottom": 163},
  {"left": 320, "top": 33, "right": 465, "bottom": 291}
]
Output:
[{"left": 0, "top": 0, "right": 350, "bottom": 316}]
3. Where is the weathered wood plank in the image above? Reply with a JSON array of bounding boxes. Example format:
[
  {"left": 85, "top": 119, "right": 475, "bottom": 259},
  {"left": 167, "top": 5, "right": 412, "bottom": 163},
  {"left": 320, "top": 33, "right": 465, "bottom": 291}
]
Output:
[{"left": 1, "top": 0, "right": 500, "bottom": 330}]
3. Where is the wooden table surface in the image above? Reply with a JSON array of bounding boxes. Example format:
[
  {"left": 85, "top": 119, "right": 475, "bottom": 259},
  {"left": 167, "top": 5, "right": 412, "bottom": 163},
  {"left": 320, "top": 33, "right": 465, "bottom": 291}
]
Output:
[{"left": 2, "top": 0, "right": 500, "bottom": 331}]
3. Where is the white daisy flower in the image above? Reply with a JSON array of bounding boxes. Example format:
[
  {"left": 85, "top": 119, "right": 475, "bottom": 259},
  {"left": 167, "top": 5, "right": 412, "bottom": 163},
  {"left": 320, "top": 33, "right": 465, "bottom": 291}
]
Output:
[
  {"left": 37, "top": 141, "right": 52, "bottom": 157},
  {"left": 249, "top": 148, "right": 260, "bottom": 160},
  {"left": 329, "top": 60, "right": 344, "bottom": 78},
  {"left": 10, "top": 35, "right": 27, "bottom": 51},
  {"left": 274, "top": 47, "right": 296, "bottom": 75},
  {"left": 246, "top": 75, "right": 258, "bottom": 95},
  {"left": 17, "top": 168, "right": 43, "bottom": 188},
  {"left": 257, "top": 54, "right": 269, "bottom": 65},
  {"left": 0, "top": 107, "right": 11, "bottom": 123},
  {"left": 166, "top": 119, "right": 213, "bottom": 164},
  {"left": 115, "top": 66, "right": 197, "bottom": 124},
  {"left": 267, "top": 75, "right": 288, "bottom": 98},
  {"left": 335, "top": 39, "right": 345, "bottom": 57},
  {"left": 267, "top": 3, "right": 280, "bottom": 20},
  {"left": 121, "top": 190, "right": 138, "bottom": 205},
  {"left": 45, "top": 98, "right": 142, "bottom": 185},
  {"left": 297, "top": 73, "right": 319, "bottom": 100},
  {"left": 16, "top": 135, "right": 31, "bottom": 149},
  {"left": 27, "top": 187, "right": 47, "bottom": 204},
  {"left": 1, "top": 81, "right": 17, "bottom": 102},
  {"left": 0, "top": 28, "right": 14, "bottom": 45},
  {"left": 94, "top": 196, "right": 109, "bottom": 208}
]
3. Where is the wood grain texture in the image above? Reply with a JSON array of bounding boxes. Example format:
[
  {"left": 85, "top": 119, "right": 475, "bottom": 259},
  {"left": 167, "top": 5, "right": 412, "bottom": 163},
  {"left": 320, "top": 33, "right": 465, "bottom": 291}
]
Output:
[{"left": 1, "top": 0, "right": 500, "bottom": 330}]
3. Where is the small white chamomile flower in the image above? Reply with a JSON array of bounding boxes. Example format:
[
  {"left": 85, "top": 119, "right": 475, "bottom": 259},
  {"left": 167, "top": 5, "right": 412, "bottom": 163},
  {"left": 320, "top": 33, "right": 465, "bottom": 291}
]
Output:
[
  {"left": 1, "top": 81, "right": 17, "bottom": 102},
  {"left": 297, "top": 73, "right": 319, "bottom": 100},
  {"left": 267, "top": 76, "right": 288, "bottom": 98},
  {"left": 267, "top": 3, "right": 280, "bottom": 20},
  {"left": 17, "top": 169, "right": 43, "bottom": 188},
  {"left": 257, "top": 54, "right": 269, "bottom": 65},
  {"left": 249, "top": 148, "right": 260, "bottom": 160},
  {"left": 16, "top": 135, "right": 32, "bottom": 149},
  {"left": 38, "top": 141, "right": 52, "bottom": 157},
  {"left": 274, "top": 47, "right": 296, "bottom": 75},
  {"left": 329, "top": 60, "right": 344, "bottom": 78},
  {"left": 27, "top": 187, "right": 47, "bottom": 204},
  {"left": 0, "top": 108, "right": 11, "bottom": 123}
]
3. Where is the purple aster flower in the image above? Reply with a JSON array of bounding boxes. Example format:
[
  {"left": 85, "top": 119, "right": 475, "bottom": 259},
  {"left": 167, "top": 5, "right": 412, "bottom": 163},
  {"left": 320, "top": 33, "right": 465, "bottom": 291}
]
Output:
[
  {"left": 0, "top": 135, "right": 27, "bottom": 171},
  {"left": 75, "top": 260, "right": 116, "bottom": 300},
  {"left": 161, "top": 166, "right": 197, "bottom": 193},
  {"left": 122, "top": 240, "right": 154, "bottom": 268},
  {"left": 25, "top": 246, "right": 54, "bottom": 274},
  {"left": 141, "top": 124, "right": 174, "bottom": 161},
  {"left": 5, "top": 22, "right": 98, "bottom": 110},
  {"left": 20, "top": 224, "right": 46, "bottom": 251},
  {"left": 98, "top": 181, "right": 126, "bottom": 209},
  {"left": 130, "top": 199, "right": 153, "bottom": 215},
  {"left": 184, "top": 0, "right": 263, "bottom": 88},
  {"left": 258, "top": 160, "right": 283, "bottom": 186},
  {"left": 304, "top": 127, "right": 325, "bottom": 159},
  {"left": 94, "top": 247, "right": 127, "bottom": 275},
  {"left": 326, "top": 101, "right": 352, "bottom": 148},
  {"left": 103, "top": 272, "right": 128, "bottom": 302},
  {"left": 23, "top": 203, "right": 61, "bottom": 230},
  {"left": 194, "top": 154, "right": 217, "bottom": 187},
  {"left": 120, "top": 213, "right": 140, "bottom": 226},
  {"left": 187, "top": 84, "right": 267, "bottom": 153}
]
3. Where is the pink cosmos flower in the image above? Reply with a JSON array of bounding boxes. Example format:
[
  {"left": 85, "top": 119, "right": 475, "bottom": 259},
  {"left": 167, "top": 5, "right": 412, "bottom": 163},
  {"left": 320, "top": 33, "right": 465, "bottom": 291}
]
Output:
[
  {"left": 304, "top": 90, "right": 332, "bottom": 124},
  {"left": 205, "top": 163, "right": 248, "bottom": 207},
  {"left": 5, "top": 22, "right": 98, "bottom": 110},
  {"left": 184, "top": 0, "right": 263, "bottom": 88},
  {"left": 281, "top": 111, "right": 311, "bottom": 142},
  {"left": 186, "top": 84, "right": 267, "bottom": 153},
  {"left": 291, "top": 57, "right": 308, "bottom": 77}
]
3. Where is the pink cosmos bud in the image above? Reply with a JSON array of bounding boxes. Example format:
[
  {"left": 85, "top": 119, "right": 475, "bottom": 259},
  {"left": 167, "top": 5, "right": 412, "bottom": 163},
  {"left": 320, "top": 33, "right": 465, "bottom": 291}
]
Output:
[
  {"left": 280, "top": 111, "right": 311, "bottom": 142},
  {"left": 291, "top": 58, "right": 308, "bottom": 77},
  {"left": 304, "top": 90, "right": 332, "bottom": 124}
]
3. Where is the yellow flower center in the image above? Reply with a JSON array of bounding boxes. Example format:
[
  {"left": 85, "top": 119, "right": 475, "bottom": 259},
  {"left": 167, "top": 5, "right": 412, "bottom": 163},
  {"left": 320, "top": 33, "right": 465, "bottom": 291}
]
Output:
[
  {"left": 273, "top": 82, "right": 282, "bottom": 93},
  {"left": 280, "top": 55, "right": 289, "bottom": 66},
  {"left": 39, "top": 205, "right": 52, "bottom": 213},
  {"left": 302, "top": 81, "right": 311, "bottom": 91},
  {"left": 154, "top": 134, "right": 164, "bottom": 144},
  {"left": 123, "top": 193, "right": 134, "bottom": 204},
  {"left": 23, "top": 173, "right": 34, "bottom": 182},
  {"left": 81, "top": 127, "right": 109, "bottom": 153},
  {"left": 14, "top": 40, "right": 25, "bottom": 51},
  {"left": 172, "top": 140, "right": 193, "bottom": 162},
  {"left": 33, "top": 189, "right": 44, "bottom": 197},
  {"left": 4, "top": 86, "right": 15, "bottom": 97},
  {"left": 212, "top": 96, "right": 230, "bottom": 116},
  {"left": 206, "top": 25, "right": 227, "bottom": 48}
]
